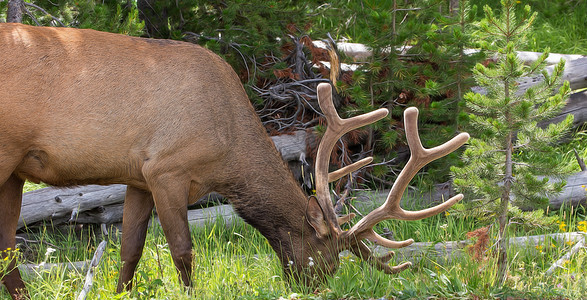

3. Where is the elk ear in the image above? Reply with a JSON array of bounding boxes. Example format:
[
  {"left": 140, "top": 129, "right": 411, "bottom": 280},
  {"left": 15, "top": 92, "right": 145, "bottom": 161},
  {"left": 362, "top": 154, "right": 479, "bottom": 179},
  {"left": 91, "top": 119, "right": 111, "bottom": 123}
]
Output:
[{"left": 306, "top": 196, "right": 330, "bottom": 238}]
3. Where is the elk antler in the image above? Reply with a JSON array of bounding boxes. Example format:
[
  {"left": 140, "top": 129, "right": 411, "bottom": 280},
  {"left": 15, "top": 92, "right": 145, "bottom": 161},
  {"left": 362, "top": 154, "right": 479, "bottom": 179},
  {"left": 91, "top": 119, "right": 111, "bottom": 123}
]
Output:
[
  {"left": 340, "top": 107, "right": 469, "bottom": 248},
  {"left": 314, "top": 83, "right": 469, "bottom": 273},
  {"left": 314, "top": 83, "right": 388, "bottom": 235}
]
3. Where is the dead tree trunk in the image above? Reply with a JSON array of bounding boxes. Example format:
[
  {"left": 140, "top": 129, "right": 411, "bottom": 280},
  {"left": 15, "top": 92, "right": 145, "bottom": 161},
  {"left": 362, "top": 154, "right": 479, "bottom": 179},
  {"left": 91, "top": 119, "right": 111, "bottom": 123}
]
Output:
[
  {"left": 7, "top": 0, "right": 24, "bottom": 23},
  {"left": 18, "top": 185, "right": 127, "bottom": 230}
]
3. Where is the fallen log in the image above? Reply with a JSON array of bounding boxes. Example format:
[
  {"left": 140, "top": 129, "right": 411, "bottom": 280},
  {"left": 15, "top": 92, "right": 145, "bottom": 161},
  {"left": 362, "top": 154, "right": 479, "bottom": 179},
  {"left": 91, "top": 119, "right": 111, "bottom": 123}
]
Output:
[
  {"left": 313, "top": 40, "right": 587, "bottom": 127},
  {"left": 19, "top": 261, "right": 89, "bottom": 278},
  {"left": 368, "top": 232, "right": 586, "bottom": 264},
  {"left": 354, "top": 170, "right": 587, "bottom": 211},
  {"left": 546, "top": 232, "right": 586, "bottom": 275},
  {"left": 18, "top": 184, "right": 238, "bottom": 231},
  {"left": 313, "top": 40, "right": 586, "bottom": 66},
  {"left": 539, "top": 90, "right": 587, "bottom": 130},
  {"left": 541, "top": 171, "right": 587, "bottom": 210},
  {"left": 18, "top": 185, "right": 126, "bottom": 230},
  {"left": 76, "top": 239, "right": 107, "bottom": 300},
  {"left": 182, "top": 204, "right": 238, "bottom": 228},
  {"left": 470, "top": 57, "right": 587, "bottom": 95},
  {"left": 517, "top": 57, "right": 587, "bottom": 93}
]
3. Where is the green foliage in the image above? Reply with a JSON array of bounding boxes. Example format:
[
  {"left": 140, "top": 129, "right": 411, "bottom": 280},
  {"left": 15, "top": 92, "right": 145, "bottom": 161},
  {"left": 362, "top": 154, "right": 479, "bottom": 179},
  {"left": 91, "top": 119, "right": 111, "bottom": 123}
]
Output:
[
  {"left": 0, "top": 0, "right": 144, "bottom": 35},
  {"left": 470, "top": 0, "right": 587, "bottom": 54},
  {"left": 142, "top": 1, "right": 320, "bottom": 86},
  {"left": 74, "top": 1, "right": 144, "bottom": 35},
  {"left": 311, "top": 0, "right": 481, "bottom": 188}
]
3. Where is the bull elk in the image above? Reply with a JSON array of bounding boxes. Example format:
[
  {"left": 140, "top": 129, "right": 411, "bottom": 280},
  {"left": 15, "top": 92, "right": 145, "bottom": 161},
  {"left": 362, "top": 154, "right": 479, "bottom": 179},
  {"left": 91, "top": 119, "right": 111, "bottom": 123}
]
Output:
[{"left": 0, "top": 23, "right": 469, "bottom": 299}]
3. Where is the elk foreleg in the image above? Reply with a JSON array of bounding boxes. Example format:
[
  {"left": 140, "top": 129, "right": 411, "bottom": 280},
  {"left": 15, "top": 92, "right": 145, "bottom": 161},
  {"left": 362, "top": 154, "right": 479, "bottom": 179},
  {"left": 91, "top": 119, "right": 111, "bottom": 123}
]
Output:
[
  {"left": 116, "top": 186, "right": 154, "bottom": 293},
  {"left": 0, "top": 174, "right": 26, "bottom": 300},
  {"left": 147, "top": 176, "right": 193, "bottom": 288}
]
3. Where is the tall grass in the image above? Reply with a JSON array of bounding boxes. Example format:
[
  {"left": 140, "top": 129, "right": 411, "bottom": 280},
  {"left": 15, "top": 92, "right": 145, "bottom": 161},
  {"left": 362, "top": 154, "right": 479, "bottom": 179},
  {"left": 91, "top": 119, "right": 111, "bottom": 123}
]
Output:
[
  {"left": 6, "top": 200, "right": 585, "bottom": 299},
  {"left": 470, "top": 0, "right": 587, "bottom": 54}
]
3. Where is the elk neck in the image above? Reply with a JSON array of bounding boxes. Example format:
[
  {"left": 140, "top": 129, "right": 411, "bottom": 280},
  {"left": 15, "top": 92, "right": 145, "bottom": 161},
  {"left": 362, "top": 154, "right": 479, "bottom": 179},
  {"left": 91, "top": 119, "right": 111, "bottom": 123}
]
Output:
[{"left": 215, "top": 124, "right": 320, "bottom": 259}]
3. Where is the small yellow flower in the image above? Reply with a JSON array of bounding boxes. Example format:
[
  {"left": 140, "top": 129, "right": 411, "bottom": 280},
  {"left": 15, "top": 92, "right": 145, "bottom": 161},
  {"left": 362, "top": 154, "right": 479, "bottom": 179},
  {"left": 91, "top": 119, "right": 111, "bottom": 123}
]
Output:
[
  {"left": 559, "top": 222, "right": 567, "bottom": 232},
  {"left": 577, "top": 221, "right": 587, "bottom": 232},
  {"left": 445, "top": 211, "right": 450, "bottom": 216},
  {"left": 566, "top": 241, "right": 575, "bottom": 246},
  {"left": 535, "top": 245, "right": 543, "bottom": 253}
]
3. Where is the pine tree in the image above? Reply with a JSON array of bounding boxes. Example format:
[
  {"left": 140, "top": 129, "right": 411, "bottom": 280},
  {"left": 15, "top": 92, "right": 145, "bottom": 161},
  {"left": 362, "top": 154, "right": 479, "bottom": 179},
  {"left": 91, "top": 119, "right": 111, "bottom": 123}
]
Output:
[{"left": 451, "top": 0, "right": 572, "bottom": 286}]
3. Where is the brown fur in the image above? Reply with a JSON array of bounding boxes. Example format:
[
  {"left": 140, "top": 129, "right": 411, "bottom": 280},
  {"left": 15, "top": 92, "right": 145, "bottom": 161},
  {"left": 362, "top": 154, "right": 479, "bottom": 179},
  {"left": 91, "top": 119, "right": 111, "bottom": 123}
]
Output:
[{"left": 0, "top": 24, "right": 337, "bottom": 299}]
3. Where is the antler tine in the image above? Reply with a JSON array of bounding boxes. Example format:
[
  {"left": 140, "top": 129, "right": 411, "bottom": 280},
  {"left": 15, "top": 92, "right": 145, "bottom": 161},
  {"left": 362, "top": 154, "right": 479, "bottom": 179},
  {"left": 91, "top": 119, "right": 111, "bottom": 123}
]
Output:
[
  {"left": 314, "top": 83, "right": 388, "bottom": 231},
  {"left": 342, "top": 107, "right": 469, "bottom": 249},
  {"left": 328, "top": 157, "right": 373, "bottom": 183},
  {"left": 349, "top": 241, "right": 412, "bottom": 274}
]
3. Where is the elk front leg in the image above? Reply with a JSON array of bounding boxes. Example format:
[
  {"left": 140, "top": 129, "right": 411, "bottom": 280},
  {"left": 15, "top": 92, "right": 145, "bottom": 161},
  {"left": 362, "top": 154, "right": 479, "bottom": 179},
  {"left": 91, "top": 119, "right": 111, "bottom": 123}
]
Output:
[
  {"left": 0, "top": 175, "right": 26, "bottom": 300},
  {"left": 116, "top": 186, "right": 154, "bottom": 293},
  {"left": 148, "top": 178, "right": 193, "bottom": 287}
]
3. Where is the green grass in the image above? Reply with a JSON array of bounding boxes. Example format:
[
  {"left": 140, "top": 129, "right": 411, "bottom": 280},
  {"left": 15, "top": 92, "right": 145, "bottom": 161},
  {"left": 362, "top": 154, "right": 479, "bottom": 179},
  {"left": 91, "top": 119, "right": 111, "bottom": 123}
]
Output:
[
  {"left": 4, "top": 200, "right": 585, "bottom": 299},
  {"left": 470, "top": 0, "right": 587, "bottom": 54}
]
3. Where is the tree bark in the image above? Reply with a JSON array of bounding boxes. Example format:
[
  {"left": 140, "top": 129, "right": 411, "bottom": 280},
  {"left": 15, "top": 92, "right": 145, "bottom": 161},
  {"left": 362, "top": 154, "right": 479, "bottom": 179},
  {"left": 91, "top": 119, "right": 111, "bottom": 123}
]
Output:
[{"left": 7, "top": 0, "right": 24, "bottom": 23}]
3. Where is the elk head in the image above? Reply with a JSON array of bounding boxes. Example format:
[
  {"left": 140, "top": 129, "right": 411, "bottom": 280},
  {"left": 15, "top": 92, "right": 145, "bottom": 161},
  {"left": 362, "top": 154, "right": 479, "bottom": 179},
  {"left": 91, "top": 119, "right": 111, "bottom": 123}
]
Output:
[{"left": 286, "top": 83, "right": 469, "bottom": 283}]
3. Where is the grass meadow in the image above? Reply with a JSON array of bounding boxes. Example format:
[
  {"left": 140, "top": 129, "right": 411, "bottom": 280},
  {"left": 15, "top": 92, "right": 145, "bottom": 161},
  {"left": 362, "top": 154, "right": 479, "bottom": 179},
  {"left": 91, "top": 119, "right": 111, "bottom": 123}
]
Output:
[{"left": 3, "top": 192, "right": 586, "bottom": 299}]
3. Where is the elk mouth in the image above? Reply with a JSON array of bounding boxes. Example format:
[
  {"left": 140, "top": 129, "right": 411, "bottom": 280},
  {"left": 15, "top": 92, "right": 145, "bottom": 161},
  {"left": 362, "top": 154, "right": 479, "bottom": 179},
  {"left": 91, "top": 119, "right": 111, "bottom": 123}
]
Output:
[{"left": 281, "top": 254, "right": 340, "bottom": 288}]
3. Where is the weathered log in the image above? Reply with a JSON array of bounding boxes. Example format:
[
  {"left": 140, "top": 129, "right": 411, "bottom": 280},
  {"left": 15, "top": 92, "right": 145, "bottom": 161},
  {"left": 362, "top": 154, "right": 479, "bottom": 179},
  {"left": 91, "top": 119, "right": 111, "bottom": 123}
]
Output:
[
  {"left": 76, "top": 240, "right": 107, "bottom": 300},
  {"left": 271, "top": 130, "right": 309, "bottom": 162},
  {"left": 18, "top": 185, "right": 127, "bottom": 230},
  {"left": 542, "top": 171, "right": 587, "bottom": 210},
  {"left": 18, "top": 261, "right": 89, "bottom": 278},
  {"left": 367, "top": 232, "right": 585, "bottom": 264},
  {"left": 471, "top": 57, "right": 587, "bottom": 95},
  {"left": 19, "top": 186, "right": 238, "bottom": 231},
  {"left": 70, "top": 203, "right": 124, "bottom": 225},
  {"left": 313, "top": 40, "right": 586, "bottom": 66},
  {"left": 546, "top": 233, "right": 586, "bottom": 275},
  {"left": 355, "top": 170, "right": 587, "bottom": 211},
  {"left": 517, "top": 57, "right": 587, "bottom": 93},
  {"left": 313, "top": 41, "right": 587, "bottom": 127},
  {"left": 182, "top": 204, "right": 238, "bottom": 228},
  {"left": 539, "top": 90, "right": 587, "bottom": 129}
]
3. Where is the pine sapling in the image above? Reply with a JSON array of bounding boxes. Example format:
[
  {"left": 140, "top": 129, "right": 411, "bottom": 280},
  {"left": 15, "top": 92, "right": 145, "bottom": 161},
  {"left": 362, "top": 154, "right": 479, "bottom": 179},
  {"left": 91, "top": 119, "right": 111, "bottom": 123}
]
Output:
[{"left": 451, "top": 0, "right": 572, "bottom": 286}]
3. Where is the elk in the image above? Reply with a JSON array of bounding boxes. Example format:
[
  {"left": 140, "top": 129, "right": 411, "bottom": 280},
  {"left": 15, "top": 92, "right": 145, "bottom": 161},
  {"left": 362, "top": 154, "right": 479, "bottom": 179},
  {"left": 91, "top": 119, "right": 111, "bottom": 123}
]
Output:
[{"left": 0, "top": 23, "right": 469, "bottom": 299}]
